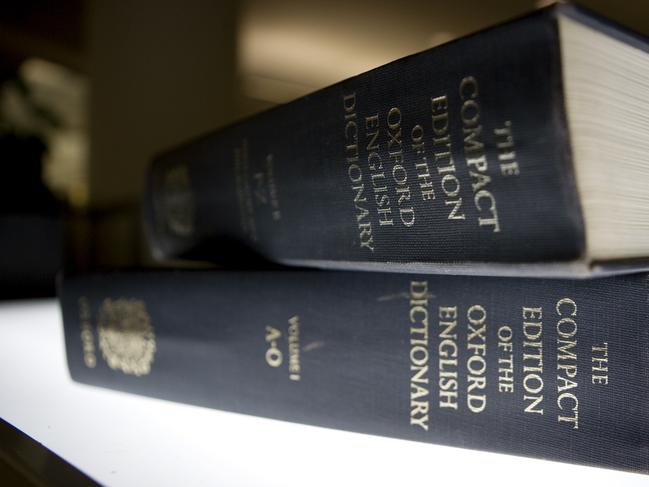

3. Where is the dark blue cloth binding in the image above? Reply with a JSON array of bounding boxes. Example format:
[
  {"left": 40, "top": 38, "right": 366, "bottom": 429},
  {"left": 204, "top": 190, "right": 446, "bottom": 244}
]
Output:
[
  {"left": 144, "top": 5, "right": 649, "bottom": 277},
  {"left": 61, "top": 270, "right": 649, "bottom": 473}
]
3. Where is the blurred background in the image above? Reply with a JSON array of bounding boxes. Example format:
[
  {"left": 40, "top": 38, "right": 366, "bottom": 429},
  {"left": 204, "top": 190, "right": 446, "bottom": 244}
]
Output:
[{"left": 0, "top": 0, "right": 646, "bottom": 297}]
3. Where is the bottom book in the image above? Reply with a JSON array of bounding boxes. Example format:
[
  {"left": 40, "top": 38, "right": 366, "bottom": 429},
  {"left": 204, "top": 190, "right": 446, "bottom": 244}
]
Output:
[{"left": 59, "top": 270, "right": 648, "bottom": 473}]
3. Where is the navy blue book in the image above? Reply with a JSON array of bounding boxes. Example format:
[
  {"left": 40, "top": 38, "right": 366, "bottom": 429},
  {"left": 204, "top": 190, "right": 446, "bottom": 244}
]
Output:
[
  {"left": 60, "top": 269, "right": 648, "bottom": 473},
  {"left": 145, "top": 4, "right": 649, "bottom": 277}
]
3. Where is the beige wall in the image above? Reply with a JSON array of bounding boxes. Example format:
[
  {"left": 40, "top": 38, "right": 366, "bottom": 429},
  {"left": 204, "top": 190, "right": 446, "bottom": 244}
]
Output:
[{"left": 87, "top": 0, "right": 238, "bottom": 208}]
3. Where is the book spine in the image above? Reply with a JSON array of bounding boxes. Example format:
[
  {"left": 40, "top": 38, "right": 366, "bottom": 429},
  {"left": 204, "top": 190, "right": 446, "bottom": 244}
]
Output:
[
  {"left": 144, "top": 8, "right": 585, "bottom": 272},
  {"left": 61, "top": 270, "right": 649, "bottom": 473}
]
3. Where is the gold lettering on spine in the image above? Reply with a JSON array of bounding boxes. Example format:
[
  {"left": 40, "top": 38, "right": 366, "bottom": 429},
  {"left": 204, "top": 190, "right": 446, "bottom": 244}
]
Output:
[
  {"left": 497, "top": 325, "right": 514, "bottom": 393},
  {"left": 494, "top": 121, "right": 521, "bottom": 177},
  {"left": 431, "top": 95, "right": 465, "bottom": 221},
  {"left": 438, "top": 306, "right": 459, "bottom": 410},
  {"left": 387, "top": 107, "right": 415, "bottom": 227},
  {"left": 265, "top": 326, "right": 283, "bottom": 367},
  {"left": 288, "top": 316, "right": 301, "bottom": 381},
  {"left": 343, "top": 93, "right": 375, "bottom": 251},
  {"left": 459, "top": 76, "right": 500, "bottom": 232},
  {"left": 78, "top": 297, "right": 96, "bottom": 368},
  {"left": 555, "top": 298, "right": 578, "bottom": 429},
  {"left": 264, "top": 316, "right": 302, "bottom": 381},
  {"left": 409, "top": 281, "right": 430, "bottom": 431},
  {"left": 233, "top": 139, "right": 258, "bottom": 242},
  {"left": 591, "top": 342, "right": 609, "bottom": 385},
  {"left": 411, "top": 124, "right": 435, "bottom": 201},
  {"left": 365, "top": 113, "right": 393, "bottom": 227},
  {"left": 522, "top": 307, "right": 544, "bottom": 414},
  {"left": 466, "top": 305, "right": 487, "bottom": 413}
]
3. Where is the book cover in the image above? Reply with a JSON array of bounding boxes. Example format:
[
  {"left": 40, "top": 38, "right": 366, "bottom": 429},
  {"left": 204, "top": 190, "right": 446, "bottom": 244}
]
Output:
[
  {"left": 60, "top": 269, "right": 649, "bottom": 473},
  {"left": 144, "top": 4, "right": 649, "bottom": 277}
]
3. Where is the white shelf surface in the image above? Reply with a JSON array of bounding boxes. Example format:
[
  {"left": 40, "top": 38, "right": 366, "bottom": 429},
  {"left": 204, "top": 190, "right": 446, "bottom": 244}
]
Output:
[{"left": 0, "top": 299, "right": 646, "bottom": 486}]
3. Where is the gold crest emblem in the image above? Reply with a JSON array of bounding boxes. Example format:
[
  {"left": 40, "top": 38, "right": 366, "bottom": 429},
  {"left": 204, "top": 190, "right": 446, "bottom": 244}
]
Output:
[
  {"left": 97, "top": 298, "right": 156, "bottom": 376},
  {"left": 162, "top": 164, "right": 195, "bottom": 237}
]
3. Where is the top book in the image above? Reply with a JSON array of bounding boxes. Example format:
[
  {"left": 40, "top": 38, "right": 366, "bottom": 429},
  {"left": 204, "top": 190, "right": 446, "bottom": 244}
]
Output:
[{"left": 144, "top": 4, "right": 649, "bottom": 277}]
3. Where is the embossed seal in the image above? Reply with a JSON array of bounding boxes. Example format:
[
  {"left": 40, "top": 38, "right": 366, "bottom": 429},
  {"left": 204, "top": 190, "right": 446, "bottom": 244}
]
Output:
[
  {"left": 162, "top": 164, "right": 195, "bottom": 237},
  {"left": 97, "top": 298, "right": 156, "bottom": 376}
]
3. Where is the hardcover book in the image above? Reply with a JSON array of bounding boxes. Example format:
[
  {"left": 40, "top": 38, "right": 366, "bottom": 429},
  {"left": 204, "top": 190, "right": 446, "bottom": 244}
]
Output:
[
  {"left": 60, "top": 269, "right": 649, "bottom": 473},
  {"left": 145, "top": 4, "right": 649, "bottom": 277}
]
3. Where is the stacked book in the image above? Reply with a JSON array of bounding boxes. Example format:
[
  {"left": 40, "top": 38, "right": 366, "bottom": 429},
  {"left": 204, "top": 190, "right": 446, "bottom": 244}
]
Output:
[{"left": 59, "top": 4, "right": 649, "bottom": 474}]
